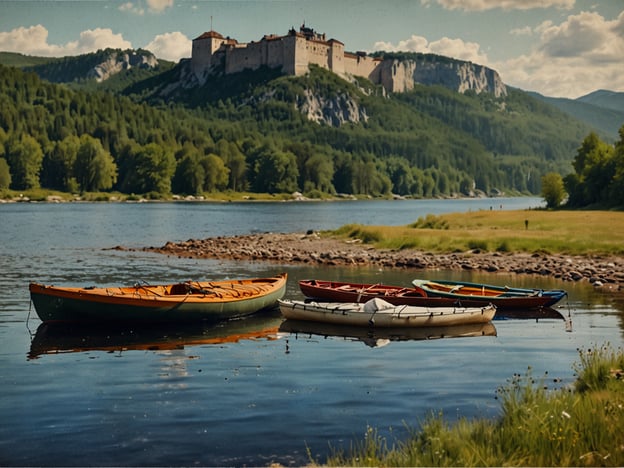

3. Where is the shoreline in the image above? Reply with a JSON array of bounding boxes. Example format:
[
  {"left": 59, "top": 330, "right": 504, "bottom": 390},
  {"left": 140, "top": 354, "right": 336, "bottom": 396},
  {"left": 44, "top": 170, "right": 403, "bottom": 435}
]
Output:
[{"left": 125, "top": 231, "right": 624, "bottom": 290}]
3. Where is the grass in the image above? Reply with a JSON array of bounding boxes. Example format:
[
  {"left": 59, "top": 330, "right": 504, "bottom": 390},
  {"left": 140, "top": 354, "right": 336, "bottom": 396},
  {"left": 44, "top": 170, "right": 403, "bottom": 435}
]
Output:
[
  {"left": 323, "top": 344, "right": 624, "bottom": 467},
  {"left": 330, "top": 210, "right": 624, "bottom": 256}
]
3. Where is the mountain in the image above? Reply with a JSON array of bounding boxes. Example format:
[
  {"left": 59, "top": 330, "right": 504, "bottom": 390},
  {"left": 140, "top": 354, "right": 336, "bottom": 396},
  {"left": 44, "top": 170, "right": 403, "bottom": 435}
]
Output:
[
  {"left": 577, "top": 89, "right": 624, "bottom": 113},
  {"left": 528, "top": 90, "right": 624, "bottom": 141},
  {"left": 0, "top": 48, "right": 603, "bottom": 198},
  {"left": 0, "top": 49, "right": 174, "bottom": 92}
]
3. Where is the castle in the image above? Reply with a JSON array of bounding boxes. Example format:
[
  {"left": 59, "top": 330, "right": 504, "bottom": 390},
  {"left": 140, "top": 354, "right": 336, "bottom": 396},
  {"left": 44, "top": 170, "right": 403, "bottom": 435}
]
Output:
[
  {"left": 191, "top": 24, "right": 381, "bottom": 83},
  {"left": 190, "top": 24, "right": 507, "bottom": 97}
]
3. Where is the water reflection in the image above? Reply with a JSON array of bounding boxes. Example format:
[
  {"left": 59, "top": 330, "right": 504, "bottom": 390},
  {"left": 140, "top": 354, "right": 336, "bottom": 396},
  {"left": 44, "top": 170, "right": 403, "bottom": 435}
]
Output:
[
  {"left": 279, "top": 320, "right": 497, "bottom": 348},
  {"left": 28, "top": 313, "right": 283, "bottom": 359}
]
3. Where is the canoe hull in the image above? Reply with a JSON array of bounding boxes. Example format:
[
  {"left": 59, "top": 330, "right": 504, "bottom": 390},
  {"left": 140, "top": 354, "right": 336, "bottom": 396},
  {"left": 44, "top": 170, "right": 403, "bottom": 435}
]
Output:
[
  {"left": 29, "top": 274, "right": 287, "bottom": 323},
  {"left": 278, "top": 299, "right": 496, "bottom": 328},
  {"left": 411, "top": 279, "right": 567, "bottom": 309}
]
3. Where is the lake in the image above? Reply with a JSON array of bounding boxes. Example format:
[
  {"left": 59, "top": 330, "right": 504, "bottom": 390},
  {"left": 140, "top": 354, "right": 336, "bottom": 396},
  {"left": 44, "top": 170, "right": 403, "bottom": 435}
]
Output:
[{"left": 1, "top": 198, "right": 622, "bottom": 466}]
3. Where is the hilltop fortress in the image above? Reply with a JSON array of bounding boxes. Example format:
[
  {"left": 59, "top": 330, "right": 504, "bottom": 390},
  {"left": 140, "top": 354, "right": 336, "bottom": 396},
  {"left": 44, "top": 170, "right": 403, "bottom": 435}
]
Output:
[{"left": 191, "top": 24, "right": 507, "bottom": 97}]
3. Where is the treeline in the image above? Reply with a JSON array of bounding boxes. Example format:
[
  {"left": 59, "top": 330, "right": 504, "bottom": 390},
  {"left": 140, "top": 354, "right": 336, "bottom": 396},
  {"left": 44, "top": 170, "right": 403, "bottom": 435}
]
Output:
[
  {"left": 564, "top": 128, "right": 624, "bottom": 208},
  {"left": 0, "top": 63, "right": 590, "bottom": 198}
]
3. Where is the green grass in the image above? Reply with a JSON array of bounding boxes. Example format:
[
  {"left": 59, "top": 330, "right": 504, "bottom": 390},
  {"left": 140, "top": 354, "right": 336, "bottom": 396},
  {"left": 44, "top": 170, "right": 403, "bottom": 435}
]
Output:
[
  {"left": 329, "top": 210, "right": 624, "bottom": 256},
  {"left": 323, "top": 344, "right": 624, "bottom": 467}
]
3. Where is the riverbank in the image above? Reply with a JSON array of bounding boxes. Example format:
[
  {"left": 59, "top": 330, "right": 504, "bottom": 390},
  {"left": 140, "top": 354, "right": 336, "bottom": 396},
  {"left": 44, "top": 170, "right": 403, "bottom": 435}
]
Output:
[{"left": 133, "top": 231, "right": 624, "bottom": 289}]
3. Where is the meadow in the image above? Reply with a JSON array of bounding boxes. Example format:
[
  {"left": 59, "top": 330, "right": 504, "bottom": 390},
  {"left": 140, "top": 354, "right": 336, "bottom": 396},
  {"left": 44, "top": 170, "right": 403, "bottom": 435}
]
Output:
[{"left": 332, "top": 209, "right": 624, "bottom": 256}]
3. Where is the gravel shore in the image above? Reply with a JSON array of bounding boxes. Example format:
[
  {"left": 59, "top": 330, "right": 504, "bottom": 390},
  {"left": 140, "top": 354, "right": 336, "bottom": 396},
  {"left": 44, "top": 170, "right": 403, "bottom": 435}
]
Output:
[{"left": 130, "top": 231, "right": 624, "bottom": 290}]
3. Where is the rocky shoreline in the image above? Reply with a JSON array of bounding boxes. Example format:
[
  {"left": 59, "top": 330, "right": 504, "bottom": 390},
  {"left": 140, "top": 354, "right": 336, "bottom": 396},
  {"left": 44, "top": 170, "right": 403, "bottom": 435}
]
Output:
[{"left": 128, "top": 232, "right": 624, "bottom": 290}]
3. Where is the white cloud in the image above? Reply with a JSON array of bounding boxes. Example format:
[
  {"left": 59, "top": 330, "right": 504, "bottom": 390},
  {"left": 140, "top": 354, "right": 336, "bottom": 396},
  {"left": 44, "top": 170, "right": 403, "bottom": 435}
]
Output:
[
  {"left": 496, "top": 10, "right": 624, "bottom": 97},
  {"left": 119, "top": 0, "right": 172, "bottom": 15},
  {"left": 373, "top": 35, "right": 488, "bottom": 64},
  {"left": 424, "top": 0, "right": 574, "bottom": 11},
  {"left": 119, "top": 2, "right": 145, "bottom": 15},
  {"left": 0, "top": 25, "right": 132, "bottom": 57},
  {"left": 147, "top": 0, "right": 174, "bottom": 13},
  {"left": 144, "top": 31, "right": 191, "bottom": 61},
  {"left": 510, "top": 26, "right": 533, "bottom": 36}
]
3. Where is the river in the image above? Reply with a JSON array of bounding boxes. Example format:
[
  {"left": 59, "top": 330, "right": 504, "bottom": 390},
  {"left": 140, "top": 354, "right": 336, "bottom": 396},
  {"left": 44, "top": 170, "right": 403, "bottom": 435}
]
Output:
[{"left": 1, "top": 197, "right": 622, "bottom": 466}]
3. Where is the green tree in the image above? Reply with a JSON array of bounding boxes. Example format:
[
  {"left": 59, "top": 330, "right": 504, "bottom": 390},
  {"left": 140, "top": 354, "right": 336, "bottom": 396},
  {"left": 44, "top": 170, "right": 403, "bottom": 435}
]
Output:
[
  {"left": 5, "top": 134, "right": 44, "bottom": 190},
  {"left": 42, "top": 135, "right": 80, "bottom": 191},
  {"left": 251, "top": 145, "right": 299, "bottom": 193},
  {"left": 541, "top": 172, "right": 565, "bottom": 208},
  {"left": 73, "top": 135, "right": 117, "bottom": 192},
  {"left": 565, "top": 132, "right": 614, "bottom": 207},
  {"left": 172, "top": 152, "right": 205, "bottom": 195},
  {"left": 201, "top": 153, "right": 230, "bottom": 192},
  {"left": 0, "top": 158, "right": 11, "bottom": 189},
  {"left": 134, "top": 143, "right": 176, "bottom": 194}
]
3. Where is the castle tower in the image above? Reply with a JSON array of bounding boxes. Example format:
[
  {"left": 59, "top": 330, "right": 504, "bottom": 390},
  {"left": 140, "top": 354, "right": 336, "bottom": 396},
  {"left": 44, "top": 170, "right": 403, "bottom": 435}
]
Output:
[{"left": 191, "top": 30, "right": 228, "bottom": 78}]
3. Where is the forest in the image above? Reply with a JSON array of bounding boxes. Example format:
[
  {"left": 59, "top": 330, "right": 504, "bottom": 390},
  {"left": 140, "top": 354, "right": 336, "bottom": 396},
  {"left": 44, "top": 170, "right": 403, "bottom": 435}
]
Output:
[{"left": 0, "top": 60, "right": 600, "bottom": 200}]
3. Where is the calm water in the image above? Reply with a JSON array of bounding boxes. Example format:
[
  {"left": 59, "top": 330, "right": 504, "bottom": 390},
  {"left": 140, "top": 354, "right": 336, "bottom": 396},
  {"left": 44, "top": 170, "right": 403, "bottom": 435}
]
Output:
[{"left": 1, "top": 198, "right": 623, "bottom": 467}]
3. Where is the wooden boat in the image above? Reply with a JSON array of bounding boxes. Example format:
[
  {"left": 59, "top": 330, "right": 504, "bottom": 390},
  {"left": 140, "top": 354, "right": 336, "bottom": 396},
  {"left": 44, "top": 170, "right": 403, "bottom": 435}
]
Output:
[
  {"left": 299, "top": 279, "right": 561, "bottom": 310},
  {"left": 279, "top": 319, "right": 497, "bottom": 348},
  {"left": 278, "top": 298, "right": 496, "bottom": 327},
  {"left": 411, "top": 278, "right": 567, "bottom": 309},
  {"left": 29, "top": 273, "right": 287, "bottom": 323},
  {"left": 28, "top": 314, "right": 283, "bottom": 359}
]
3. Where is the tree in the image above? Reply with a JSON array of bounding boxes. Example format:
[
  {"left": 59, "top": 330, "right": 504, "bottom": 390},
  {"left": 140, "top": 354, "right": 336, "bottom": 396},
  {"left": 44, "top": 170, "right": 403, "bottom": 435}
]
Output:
[
  {"left": 0, "top": 158, "right": 11, "bottom": 189},
  {"left": 565, "top": 132, "right": 615, "bottom": 207},
  {"left": 42, "top": 135, "right": 80, "bottom": 191},
  {"left": 251, "top": 145, "right": 299, "bottom": 193},
  {"left": 541, "top": 172, "right": 565, "bottom": 209},
  {"left": 5, "top": 134, "right": 44, "bottom": 190},
  {"left": 73, "top": 135, "right": 117, "bottom": 192},
  {"left": 201, "top": 154, "right": 229, "bottom": 192},
  {"left": 172, "top": 152, "right": 205, "bottom": 195},
  {"left": 134, "top": 143, "right": 176, "bottom": 194}
]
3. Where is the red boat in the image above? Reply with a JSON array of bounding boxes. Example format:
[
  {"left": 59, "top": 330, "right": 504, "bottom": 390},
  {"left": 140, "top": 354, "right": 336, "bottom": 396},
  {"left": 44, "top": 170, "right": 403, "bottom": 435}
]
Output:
[{"left": 299, "top": 279, "right": 564, "bottom": 310}]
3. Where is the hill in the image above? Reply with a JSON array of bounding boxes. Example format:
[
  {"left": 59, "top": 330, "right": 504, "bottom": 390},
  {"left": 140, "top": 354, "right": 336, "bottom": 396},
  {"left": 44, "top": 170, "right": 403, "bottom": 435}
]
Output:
[
  {"left": 0, "top": 49, "right": 602, "bottom": 199},
  {"left": 529, "top": 90, "right": 624, "bottom": 141}
]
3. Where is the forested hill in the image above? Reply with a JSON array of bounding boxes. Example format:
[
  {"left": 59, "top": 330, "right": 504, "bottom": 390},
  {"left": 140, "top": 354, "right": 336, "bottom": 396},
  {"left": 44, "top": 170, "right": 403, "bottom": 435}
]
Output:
[{"left": 0, "top": 52, "right": 598, "bottom": 199}]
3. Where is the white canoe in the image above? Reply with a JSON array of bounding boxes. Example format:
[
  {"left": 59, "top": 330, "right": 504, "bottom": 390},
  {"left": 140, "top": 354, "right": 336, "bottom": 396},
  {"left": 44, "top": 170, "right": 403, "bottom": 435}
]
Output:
[{"left": 278, "top": 297, "right": 496, "bottom": 327}]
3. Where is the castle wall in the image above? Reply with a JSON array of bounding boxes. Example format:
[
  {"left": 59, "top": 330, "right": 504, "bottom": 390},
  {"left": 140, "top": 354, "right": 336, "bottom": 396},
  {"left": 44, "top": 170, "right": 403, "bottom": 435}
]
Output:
[{"left": 343, "top": 53, "right": 379, "bottom": 81}]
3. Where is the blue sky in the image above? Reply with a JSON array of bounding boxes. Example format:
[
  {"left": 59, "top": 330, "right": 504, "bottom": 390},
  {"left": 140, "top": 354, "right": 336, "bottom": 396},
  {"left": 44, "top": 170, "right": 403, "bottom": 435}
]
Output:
[{"left": 0, "top": 0, "right": 623, "bottom": 99}]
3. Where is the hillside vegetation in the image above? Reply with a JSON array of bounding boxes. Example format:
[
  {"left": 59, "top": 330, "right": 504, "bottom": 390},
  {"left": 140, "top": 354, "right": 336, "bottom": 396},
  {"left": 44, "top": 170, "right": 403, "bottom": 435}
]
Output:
[{"left": 0, "top": 51, "right": 599, "bottom": 199}]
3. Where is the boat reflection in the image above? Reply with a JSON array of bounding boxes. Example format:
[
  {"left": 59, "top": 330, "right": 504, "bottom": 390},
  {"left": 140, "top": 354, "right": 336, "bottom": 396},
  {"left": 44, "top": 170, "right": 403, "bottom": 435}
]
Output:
[
  {"left": 28, "top": 313, "right": 283, "bottom": 359},
  {"left": 494, "top": 307, "right": 566, "bottom": 320},
  {"left": 279, "top": 320, "right": 497, "bottom": 348},
  {"left": 494, "top": 306, "right": 573, "bottom": 331}
]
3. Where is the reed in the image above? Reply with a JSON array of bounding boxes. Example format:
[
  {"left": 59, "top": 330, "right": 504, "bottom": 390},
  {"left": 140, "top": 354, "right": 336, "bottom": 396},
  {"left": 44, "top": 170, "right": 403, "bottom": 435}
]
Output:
[
  {"left": 329, "top": 210, "right": 624, "bottom": 256},
  {"left": 323, "top": 344, "right": 624, "bottom": 467}
]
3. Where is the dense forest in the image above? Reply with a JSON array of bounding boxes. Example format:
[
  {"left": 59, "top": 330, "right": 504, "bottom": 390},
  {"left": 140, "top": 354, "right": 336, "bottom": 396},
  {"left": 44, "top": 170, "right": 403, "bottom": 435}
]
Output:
[{"left": 0, "top": 58, "right": 599, "bottom": 200}]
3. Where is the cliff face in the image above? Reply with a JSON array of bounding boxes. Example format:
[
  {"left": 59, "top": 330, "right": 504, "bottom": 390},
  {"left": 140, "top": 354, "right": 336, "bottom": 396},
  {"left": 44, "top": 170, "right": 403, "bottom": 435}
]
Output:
[
  {"left": 88, "top": 51, "right": 159, "bottom": 82},
  {"left": 376, "top": 58, "right": 507, "bottom": 97},
  {"left": 296, "top": 89, "right": 368, "bottom": 126}
]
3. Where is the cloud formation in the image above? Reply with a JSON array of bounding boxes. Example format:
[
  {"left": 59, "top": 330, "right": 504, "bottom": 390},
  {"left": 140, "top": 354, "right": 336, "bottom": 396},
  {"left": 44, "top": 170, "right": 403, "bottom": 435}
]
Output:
[
  {"left": 374, "top": 9, "right": 624, "bottom": 98},
  {"left": 373, "top": 35, "right": 488, "bottom": 64},
  {"left": 144, "top": 31, "right": 191, "bottom": 61},
  {"left": 499, "top": 10, "right": 624, "bottom": 97},
  {"left": 424, "top": 0, "right": 574, "bottom": 11},
  {"left": 0, "top": 25, "right": 132, "bottom": 56}
]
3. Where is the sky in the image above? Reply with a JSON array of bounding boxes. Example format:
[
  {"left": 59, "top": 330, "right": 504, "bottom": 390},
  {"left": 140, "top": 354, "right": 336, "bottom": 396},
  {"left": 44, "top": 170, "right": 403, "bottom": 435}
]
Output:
[{"left": 0, "top": 0, "right": 623, "bottom": 99}]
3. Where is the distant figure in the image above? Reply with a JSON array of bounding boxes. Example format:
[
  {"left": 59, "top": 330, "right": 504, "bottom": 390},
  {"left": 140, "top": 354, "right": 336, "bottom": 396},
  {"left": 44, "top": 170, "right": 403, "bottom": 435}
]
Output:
[{"left": 525, "top": 219, "right": 529, "bottom": 230}]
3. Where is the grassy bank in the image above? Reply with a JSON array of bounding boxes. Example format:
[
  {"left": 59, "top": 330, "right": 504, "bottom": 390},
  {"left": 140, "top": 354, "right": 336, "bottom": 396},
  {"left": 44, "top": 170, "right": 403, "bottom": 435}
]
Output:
[
  {"left": 323, "top": 344, "right": 624, "bottom": 467},
  {"left": 331, "top": 210, "right": 624, "bottom": 256}
]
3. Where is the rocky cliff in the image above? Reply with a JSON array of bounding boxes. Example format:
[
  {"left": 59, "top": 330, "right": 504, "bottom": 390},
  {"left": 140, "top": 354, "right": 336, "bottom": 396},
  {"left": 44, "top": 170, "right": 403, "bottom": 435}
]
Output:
[
  {"left": 376, "top": 56, "right": 507, "bottom": 97},
  {"left": 88, "top": 50, "right": 159, "bottom": 82}
]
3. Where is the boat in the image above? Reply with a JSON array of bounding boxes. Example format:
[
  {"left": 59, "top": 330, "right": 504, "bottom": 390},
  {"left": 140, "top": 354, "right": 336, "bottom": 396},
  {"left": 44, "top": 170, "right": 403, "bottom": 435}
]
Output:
[
  {"left": 298, "top": 278, "right": 562, "bottom": 310},
  {"left": 411, "top": 278, "right": 567, "bottom": 309},
  {"left": 28, "top": 313, "right": 283, "bottom": 359},
  {"left": 29, "top": 273, "right": 287, "bottom": 323},
  {"left": 278, "top": 298, "right": 496, "bottom": 327},
  {"left": 279, "top": 319, "right": 497, "bottom": 348}
]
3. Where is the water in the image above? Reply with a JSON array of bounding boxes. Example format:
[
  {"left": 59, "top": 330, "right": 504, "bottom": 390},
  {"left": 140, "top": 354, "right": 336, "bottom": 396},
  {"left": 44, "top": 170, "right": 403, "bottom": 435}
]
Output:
[{"left": 1, "top": 197, "right": 622, "bottom": 466}]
